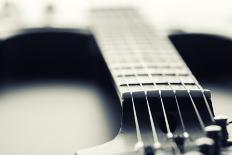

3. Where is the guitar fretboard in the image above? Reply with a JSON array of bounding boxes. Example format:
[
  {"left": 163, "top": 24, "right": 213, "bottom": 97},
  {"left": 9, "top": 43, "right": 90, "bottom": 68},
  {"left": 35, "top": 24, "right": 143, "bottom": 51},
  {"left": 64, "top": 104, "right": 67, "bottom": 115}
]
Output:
[{"left": 90, "top": 8, "right": 200, "bottom": 97}]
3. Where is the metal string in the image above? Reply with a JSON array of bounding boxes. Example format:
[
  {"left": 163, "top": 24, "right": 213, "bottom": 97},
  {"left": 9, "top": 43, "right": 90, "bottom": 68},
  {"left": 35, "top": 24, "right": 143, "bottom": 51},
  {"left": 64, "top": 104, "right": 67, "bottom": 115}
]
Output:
[
  {"left": 124, "top": 45, "right": 179, "bottom": 154},
  {"left": 192, "top": 80, "right": 215, "bottom": 123},
  {"left": 166, "top": 76, "right": 189, "bottom": 138},
  {"left": 118, "top": 11, "right": 162, "bottom": 149},
  {"left": 123, "top": 14, "right": 173, "bottom": 141},
  {"left": 92, "top": 13, "right": 144, "bottom": 149},
  {"left": 148, "top": 33, "right": 209, "bottom": 132},
  {"left": 119, "top": 40, "right": 159, "bottom": 148},
  {"left": 128, "top": 62, "right": 161, "bottom": 147},
  {"left": 176, "top": 74, "right": 206, "bottom": 132},
  {"left": 130, "top": 19, "right": 206, "bottom": 137},
  {"left": 93, "top": 9, "right": 198, "bottom": 153},
  {"left": 123, "top": 24, "right": 187, "bottom": 140},
  {"left": 123, "top": 12, "right": 180, "bottom": 153},
  {"left": 120, "top": 61, "right": 144, "bottom": 147},
  {"left": 163, "top": 35, "right": 215, "bottom": 124}
]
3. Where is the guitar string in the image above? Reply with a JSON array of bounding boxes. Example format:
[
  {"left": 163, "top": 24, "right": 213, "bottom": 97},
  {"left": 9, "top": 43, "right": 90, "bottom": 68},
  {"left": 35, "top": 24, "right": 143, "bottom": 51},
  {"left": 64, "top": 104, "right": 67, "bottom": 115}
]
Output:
[
  {"left": 91, "top": 14, "right": 144, "bottom": 146},
  {"left": 121, "top": 11, "right": 173, "bottom": 141},
  {"left": 120, "top": 10, "right": 178, "bottom": 153},
  {"left": 120, "top": 54, "right": 144, "bottom": 148},
  {"left": 123, "top": 10, "right": 183, "bottom": 153},
  {"left": 125, "top": 11, "right": 189, "bottom": 136},
  {"left": 118, "top": 12, "right": 160, "bottom": 149},
  {"left": 129, "top": 54, "right": 181, "bottom": 153},
  {"left": 163, "top": 37, "right": 212, "bottom": 130},
  {"left": 147, "top": 34, "right": 207, "bottom": 132},
  {"left": 136, "top": 32, "right": 206, "bottom": 150},
  {"left": 176, "top": 75, "right": 206, "bottom": 131},
  {"left": 123, "top": 10, "right": 173, "bottom": 140},
  {"left": 127, "top": 58, "right": 161, "bottom": 147},
  {"left": 121, "top": 12, "right": 186, "bottom": 155},
  {"left": 129, "top": 46, "right": 182, "bottom": 154},
  {"left": 99, "top": 56, "right": 145, "bottom": 148},
  {"left": 151, "top": 55, "right": 189, "bottom": 138},
  {"left": 122, "top": 41, "right": 179, "bottom": 154},
  {"left": 98, "top": 45, "right": 145, "bottom": 149},
  {"left": 122, "top": 13, "right": 181, "bottom": 154},
  {"left": 164, "top": 36, "right": 215, "bottom": 124},
  {"left": 95, "top": 8, "right": 207, "bottom": 151},
  {"left": 92, "top": 9, "right": 213, "bottom": 155},
  {"left": 190, "top": 77, "right": 215, "bottom": 123},
  {"left": 164, "top": 75, "right": 189, "bottom": 138},
  {"left": 94, "top": 9, "right": 179, "bottom": 154},
  {"left": 126, "top": 13, "right": 188, "bottom": 138}
]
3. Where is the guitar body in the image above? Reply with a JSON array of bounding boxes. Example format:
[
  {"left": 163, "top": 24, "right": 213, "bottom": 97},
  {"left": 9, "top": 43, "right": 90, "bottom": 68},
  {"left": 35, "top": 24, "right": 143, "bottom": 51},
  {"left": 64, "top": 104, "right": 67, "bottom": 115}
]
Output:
[
  {"left": 0, "top": 29, "right": 122, "bottom": 155},
  {"left": 0, "top": 7, "right": 232, "bottom": 155}
]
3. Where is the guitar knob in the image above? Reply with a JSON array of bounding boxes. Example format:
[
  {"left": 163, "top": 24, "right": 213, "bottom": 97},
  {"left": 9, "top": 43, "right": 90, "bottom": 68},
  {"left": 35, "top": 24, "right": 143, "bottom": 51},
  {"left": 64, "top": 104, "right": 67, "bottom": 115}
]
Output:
[
  {"left": 205, "top": 125, "right": 222, "bottom": 155},
  {"left": 195, "top": 137, "right": 214, "bottom": 155},
  {"left": 214, "top": 115, "right": 229, "bottom": 145}
]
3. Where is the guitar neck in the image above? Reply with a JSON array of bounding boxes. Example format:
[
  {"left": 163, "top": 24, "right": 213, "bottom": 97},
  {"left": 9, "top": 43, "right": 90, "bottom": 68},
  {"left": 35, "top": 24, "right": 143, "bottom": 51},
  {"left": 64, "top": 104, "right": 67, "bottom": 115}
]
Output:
[
  {"left": 75, "top": 8, "right": 219, "bottom": 155},
  {"left": 90, "top": 8, "right": 201, "bottom": 99}
]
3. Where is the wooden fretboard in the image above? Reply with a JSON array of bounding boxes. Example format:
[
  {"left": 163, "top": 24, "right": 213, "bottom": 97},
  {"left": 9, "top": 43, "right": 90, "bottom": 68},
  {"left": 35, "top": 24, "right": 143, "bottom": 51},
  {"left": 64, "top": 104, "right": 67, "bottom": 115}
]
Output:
[{"left": 90, "top": 8, "right": 200, "bottom": 99}]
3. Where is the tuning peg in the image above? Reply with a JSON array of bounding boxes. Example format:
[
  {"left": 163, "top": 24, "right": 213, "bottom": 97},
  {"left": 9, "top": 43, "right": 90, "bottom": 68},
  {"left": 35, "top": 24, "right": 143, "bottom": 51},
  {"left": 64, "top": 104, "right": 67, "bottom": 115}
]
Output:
[
  {"left": 214, "top": 115, "right": 232, "bottom": 146},
  {"left": 195, "top": 137, "right": 214, "bottom": 155},
  {"left": 205, "top": 125, "right": 222, "bottom": 155}
]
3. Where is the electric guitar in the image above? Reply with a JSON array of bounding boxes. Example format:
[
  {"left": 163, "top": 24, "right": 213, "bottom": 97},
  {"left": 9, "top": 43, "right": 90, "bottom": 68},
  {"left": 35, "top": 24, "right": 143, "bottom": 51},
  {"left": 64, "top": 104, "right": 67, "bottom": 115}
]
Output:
[
  {"left": 0, "top": 5, "right": 232, "bottom": 155},
  {"left": 76, "top": 8, "right": 232, "bottom": 155}
]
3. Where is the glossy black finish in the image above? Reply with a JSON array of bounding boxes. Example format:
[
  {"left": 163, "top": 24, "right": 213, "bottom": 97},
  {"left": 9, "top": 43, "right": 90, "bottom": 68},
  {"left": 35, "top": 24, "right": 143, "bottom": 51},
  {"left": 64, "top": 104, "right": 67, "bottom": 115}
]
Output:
[
  {"left": 0, "top": 29, "right": 232, "bottom": 155},
  {"left": 169, "top": 33, "right": 232, "bottom": 81},
  {"left": 0, "top": 28, "right": 121, "bottom": 155}
]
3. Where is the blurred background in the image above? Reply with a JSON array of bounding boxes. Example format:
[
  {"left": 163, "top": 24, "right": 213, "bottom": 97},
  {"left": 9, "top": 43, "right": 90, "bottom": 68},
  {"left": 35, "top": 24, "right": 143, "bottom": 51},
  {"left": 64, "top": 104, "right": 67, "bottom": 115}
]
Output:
[
  {"left": 0, "top": 0, "right": 232, "bottom": 36},
  {"left": 0, "top": 1, "right": 232, "bottom": 155}
]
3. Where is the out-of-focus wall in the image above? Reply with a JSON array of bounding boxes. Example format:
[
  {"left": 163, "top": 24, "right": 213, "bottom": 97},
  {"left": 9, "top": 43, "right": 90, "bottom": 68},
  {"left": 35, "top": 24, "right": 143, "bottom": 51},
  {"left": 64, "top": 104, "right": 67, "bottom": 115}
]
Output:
[{"left": 0, "top": 0, "right": 232, "bottom": 35}]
